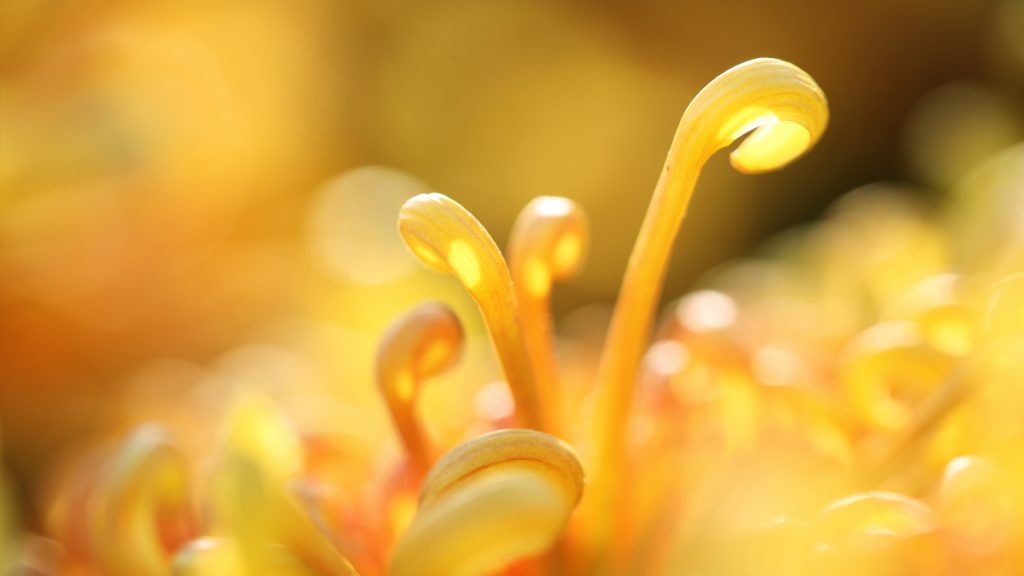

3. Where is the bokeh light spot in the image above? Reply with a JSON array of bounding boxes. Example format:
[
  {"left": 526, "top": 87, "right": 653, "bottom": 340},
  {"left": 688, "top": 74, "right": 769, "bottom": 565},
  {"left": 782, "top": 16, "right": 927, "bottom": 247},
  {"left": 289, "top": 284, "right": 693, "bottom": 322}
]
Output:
[
  {"left": 309, "top": 166, "right": 429, "bottom": 284},
  {"left": 676, "top": 290, "right": 738, "bottom": 333}
]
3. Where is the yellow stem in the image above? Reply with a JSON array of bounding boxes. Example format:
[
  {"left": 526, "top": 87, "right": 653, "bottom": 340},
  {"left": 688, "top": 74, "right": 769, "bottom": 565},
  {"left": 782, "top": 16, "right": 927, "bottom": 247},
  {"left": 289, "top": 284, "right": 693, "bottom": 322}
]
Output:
[
  {"left": 399, "top": 193, "right": 547, "bottom": 431},
  {"left": 589, "top": 58, "right": 828, "bottom": 550},
  {"left": 509, "top": 196, "right": 589, "bottom": 435}
]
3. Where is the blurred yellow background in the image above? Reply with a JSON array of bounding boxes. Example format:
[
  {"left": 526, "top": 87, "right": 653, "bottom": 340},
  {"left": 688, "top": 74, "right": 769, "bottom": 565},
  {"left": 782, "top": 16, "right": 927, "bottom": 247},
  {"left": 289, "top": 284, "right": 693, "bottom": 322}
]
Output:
[{"left": 1, "top": 0, "right": 1022, "bottom": 534}]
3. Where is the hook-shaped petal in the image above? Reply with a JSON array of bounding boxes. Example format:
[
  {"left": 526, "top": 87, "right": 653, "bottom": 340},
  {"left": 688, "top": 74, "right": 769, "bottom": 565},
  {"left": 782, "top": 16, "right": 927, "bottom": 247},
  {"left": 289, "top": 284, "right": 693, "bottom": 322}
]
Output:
[
  {"left": 509, "top": 196, "right": 589, "bottom": 299},
  {"left": 377, "top": 302, "right": 464, "bottom": 474},
  {"left": 590, "top": 58, "right": 828, "bottom": 545},
  {"left": 390, "top": 429, "right": 584, "bottom": 576},
  {"left": 509, "top": 196, "right": 589, "bottom": 431},
  {"left": 399, "top": 193, "right": 546, "bottom": 431}
]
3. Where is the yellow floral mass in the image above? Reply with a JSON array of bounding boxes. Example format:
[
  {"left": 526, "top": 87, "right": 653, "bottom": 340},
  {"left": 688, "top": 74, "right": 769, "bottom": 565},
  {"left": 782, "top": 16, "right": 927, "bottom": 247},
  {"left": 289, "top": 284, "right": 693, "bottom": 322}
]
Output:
[{"left": 1, "top": 2, "right": 1023, "bottom": 576}]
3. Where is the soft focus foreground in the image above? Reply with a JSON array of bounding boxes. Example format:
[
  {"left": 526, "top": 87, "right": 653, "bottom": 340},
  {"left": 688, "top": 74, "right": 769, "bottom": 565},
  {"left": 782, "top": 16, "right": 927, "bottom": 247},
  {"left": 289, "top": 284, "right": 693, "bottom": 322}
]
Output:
[{"left": 2, "top": 2, "right": 1024, "bottom": 576}]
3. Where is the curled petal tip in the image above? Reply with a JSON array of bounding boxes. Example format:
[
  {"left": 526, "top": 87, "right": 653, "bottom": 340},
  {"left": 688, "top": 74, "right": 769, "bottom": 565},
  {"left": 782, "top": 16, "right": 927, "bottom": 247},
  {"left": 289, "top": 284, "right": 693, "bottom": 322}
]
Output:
[
  {"left": 398, "top": 193, "right": 465, "bottom": 275},
  {"left": 377, "top": 302, "right": 464, "bottom": 385},
  {"left": 508, "top": 196, "right": 589, "bottom": 430},
  {"left": 419, "top": 428, "right": 585, "bottom": 509},
  {"left": 510, "top": 196, "right": 589, "bottom": 297},
  {"left": 689, "top": 57, "right": 829, "bottom": 174},
  {"left": 397, "top": 192, "right": 547, "bottom": 431},
  {"left": 390, "top": 429, "right": 584, "bottom": 576},
  {"left": 377, "top": 302, "right": 465, "bottom": 471}
]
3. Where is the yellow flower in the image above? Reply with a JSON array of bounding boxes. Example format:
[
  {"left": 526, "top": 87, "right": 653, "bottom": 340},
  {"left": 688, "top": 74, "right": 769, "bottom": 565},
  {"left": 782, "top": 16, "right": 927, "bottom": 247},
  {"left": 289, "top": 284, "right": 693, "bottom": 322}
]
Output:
[{"left": 20, "top": 57, "right": 1024, "bottom": 576}]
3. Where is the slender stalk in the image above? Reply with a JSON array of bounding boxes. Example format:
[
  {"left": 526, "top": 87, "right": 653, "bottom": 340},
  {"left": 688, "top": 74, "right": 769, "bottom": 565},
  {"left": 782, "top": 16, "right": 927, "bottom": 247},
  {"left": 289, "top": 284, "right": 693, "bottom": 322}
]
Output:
[
  {"left": 588, "top": 58, "right": 829, "bottom": 555},
  {"left": 399, "top": 193, "right": 548, "bottom": 431},
  {"left": 377, "top": 302, "right": 464, "bottom": 475},
  {"left": 509, "top": 196, "right": 589, "bottom": 436}
]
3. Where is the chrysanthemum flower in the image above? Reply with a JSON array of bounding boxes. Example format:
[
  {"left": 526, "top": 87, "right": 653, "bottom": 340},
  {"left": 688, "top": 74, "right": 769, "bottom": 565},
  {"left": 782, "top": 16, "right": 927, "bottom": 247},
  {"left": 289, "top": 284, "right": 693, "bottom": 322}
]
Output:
[{"left": 11, "top": 57, "right": 1024, "bottom": 576}]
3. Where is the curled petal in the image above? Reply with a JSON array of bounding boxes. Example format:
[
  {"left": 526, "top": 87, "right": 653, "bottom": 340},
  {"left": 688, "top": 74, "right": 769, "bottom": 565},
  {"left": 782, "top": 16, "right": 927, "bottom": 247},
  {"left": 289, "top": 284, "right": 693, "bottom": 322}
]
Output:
[
  {"left": 399, "top": 193, "right": 546, "bottom": 430},
  {"left": 418, "top": 429, "right": 585, "bottom": 509},
  {"left": 694, "top": 59, "right": 828, "bottom": 174},
  {"left": 390, "top": 429, "right": 584, "bottom": 576},
  {"left": 509, "top": 196, "right": 589, "bottom": 299},
  {"left": 508, "top": 196, "right": 589, "bottom": 432},
  {"left": 377, "top": 302, "right": 464, "bottom": 473},
  {"left": 590, "top": 58, "right": 828, "bottom": 547}
]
